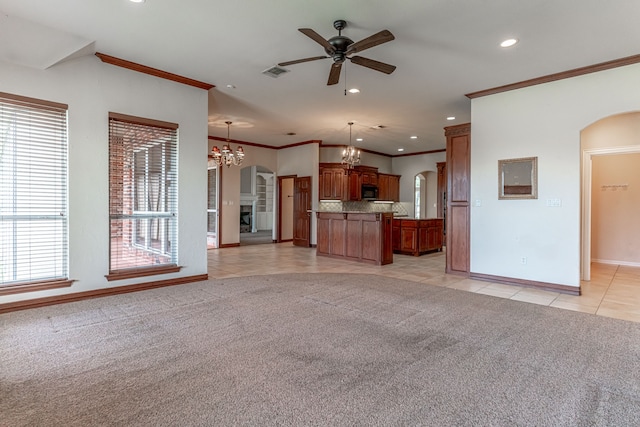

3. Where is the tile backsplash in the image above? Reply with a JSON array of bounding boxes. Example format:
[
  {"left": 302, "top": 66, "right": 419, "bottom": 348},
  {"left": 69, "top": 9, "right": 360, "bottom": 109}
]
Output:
[{"left": 318, "top": 201, "right": 410, "bottom": 216}]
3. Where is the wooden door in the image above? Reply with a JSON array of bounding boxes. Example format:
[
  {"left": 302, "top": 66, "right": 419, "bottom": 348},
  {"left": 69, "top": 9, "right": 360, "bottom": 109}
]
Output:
[{"left": 293, "top": 176, "right": 311, "bottom": 247}]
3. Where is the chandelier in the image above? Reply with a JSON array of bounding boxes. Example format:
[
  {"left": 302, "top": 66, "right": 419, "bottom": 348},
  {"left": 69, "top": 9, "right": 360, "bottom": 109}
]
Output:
[
  {"left": 211, "top": 121, "right": 245, "bottom": 167},
  {"left": 341, "top": 121, "right": 360, "bottom": 168}
]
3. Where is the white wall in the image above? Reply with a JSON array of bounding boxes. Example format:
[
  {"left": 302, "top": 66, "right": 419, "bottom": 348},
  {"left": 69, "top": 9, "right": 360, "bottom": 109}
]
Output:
[
  {"left": 392, "top": 152, "right": 446, "bottom": 207},
  {"left": 470, "top": 63, "right": 640, "bottom": 288},
  {"left": 0, "top": 55, "right": 208, "bottom": 304}
]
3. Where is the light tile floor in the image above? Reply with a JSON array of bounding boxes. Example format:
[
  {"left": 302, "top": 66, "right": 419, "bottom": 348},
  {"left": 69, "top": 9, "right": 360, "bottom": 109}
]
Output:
[{"left": 208, "top": 243, "right": 640, "bottom": 323}]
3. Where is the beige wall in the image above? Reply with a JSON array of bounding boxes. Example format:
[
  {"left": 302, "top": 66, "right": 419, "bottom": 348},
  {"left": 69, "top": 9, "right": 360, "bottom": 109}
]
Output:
[{"left": 591, "top": 153, "right": 640, "bottom": 264}]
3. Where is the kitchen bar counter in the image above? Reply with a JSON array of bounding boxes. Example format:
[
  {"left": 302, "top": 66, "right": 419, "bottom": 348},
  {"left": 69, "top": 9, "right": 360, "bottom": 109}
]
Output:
[{"left": 316, "top": 212, "right": 393, "bottom": 265}]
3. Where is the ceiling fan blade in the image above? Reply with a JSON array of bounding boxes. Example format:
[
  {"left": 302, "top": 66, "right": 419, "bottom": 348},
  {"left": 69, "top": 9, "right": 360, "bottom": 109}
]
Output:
[
  {"left": 278, "top": 56, "right": 329, "bottom": 67},
  {"left": 327, "top": 63, "right": 342, "bottom": 85},
  {"left": 299, "top": 28, "right": 335, "bottom": 54},
  {"left": 350, "top": 56, "right": 396, "bottom": 74},
  {"left": 345, "top": 30, "right": 395, "bottom": 55}
]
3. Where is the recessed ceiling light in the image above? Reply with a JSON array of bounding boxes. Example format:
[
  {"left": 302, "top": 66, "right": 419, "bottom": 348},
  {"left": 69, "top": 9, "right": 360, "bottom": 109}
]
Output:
[
  {"left": 356, "top": 138, "right": 363, "bottom": 142},
  {"left": 129, "top": 0, "right": 145, "bottom": 3},
  {"left": 348, "top": 88, "right": 360, "bottom": 94},
  {"left": 500, "top": 38, "right": 518, "bottom": 48},
  {"left": 410, "top": 136, "right": 417, "bottom": 139},
  {"left": 446, "top": 116, "right": 456, "bottom": 121},
  {"left": 286, "top": 132, "right": 296, "bottom": 136},
  {"left": 226, "top": 84, "right": 236, "bottom": 89},
  {"left": 397, "top": 148, "right": 404, "bottom": 152}
]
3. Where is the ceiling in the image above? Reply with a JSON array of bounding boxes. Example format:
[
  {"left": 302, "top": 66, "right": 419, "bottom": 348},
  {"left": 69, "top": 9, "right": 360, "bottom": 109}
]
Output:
[{"left": 1, "top": 0, "right": 639, "bottom": 155}]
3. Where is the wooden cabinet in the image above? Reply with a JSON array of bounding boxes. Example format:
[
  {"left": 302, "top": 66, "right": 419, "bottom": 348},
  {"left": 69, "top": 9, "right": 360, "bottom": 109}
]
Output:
[
  {"left": 317, "top": 212, "right": 393, "bottom": 265},
  {"left": 357, "top": 166, "right": 378, "bottom": 186},
  {"left": 392, "top": 218, "right": 443, "bottom": 256},
  {"left": 444, "top": 123, "right": 470, "bottom": 275},
  {"left": 319, "top": 163, "right": 399, "bottom": 202},
  {"left": 347, "top": 169, "right": 361, "bottom": 201},
  {"left": 437, "top": 162, "right": 446, "bottom": 242},
  {"left": 378, "top": 173, "right": 400, "bottom": 202},
  {"left": 319, "top": 163, "right": 347, "bottom": 200}
]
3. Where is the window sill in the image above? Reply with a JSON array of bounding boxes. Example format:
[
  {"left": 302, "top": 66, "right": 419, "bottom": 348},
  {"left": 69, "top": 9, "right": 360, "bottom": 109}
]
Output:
[
  {"left": 0, "top": 279, "right": 75, "bottom": 296},
  {"left": 105, "top": 265, "right": 182, "bottom": 281}
]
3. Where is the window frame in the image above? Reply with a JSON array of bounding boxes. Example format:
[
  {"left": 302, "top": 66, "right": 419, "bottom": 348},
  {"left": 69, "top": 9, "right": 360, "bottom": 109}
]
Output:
[
  {"left": 106, "top": 112, "right": 181, "bottom": 281},
  {"left": 0, "top": 92, "right": 73, "bottom": 295}
]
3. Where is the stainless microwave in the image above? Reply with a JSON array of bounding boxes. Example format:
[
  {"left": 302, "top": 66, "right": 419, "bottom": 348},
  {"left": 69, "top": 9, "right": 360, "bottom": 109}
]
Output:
[{"left": 361, "top": 184, "right": 378, "bottom": 200}]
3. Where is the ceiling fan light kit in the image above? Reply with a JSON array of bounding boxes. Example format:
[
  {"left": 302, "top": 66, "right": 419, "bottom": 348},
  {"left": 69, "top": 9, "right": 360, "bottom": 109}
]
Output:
[{"left": 278, "top": 19, "right": 396, "bottom": 86}]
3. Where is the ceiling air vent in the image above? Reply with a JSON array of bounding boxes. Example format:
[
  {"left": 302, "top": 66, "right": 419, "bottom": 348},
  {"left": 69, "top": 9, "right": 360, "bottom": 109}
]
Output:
[{"left": 262, "top": 66, "right": 290, "bottom": 78}]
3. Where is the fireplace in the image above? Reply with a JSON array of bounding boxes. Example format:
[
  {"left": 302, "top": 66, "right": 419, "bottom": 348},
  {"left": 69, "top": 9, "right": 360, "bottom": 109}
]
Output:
[{"left": 240, "top": 205, "right": 252, "bottom": 233}]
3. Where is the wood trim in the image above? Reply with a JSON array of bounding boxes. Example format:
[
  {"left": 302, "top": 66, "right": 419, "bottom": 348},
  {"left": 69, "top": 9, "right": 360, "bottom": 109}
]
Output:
[
  {"left": 320, "top": 144, "right": 392, "bottom": 158},
  {"left": 208, "top": 136, "right": 441, "bottom": 158},
  {"left": 466, "top": 53, "right": 640, "bottom": 99},
  {"left": 393, "top": 148, "right": 446, "bottom": 157},
  {"left": 0, "top": 279, "right": 74, "bottom": 296},
  {"left": 218, "top": 243, "right": 241, "bottom": 248},
  {"left": 280, "top": 139, "right": 322, "bottom": 149},
  {"left": 208, "top": 136, "right": 321, "bottom": 151},
  {"left": 109, "top": 112, "right": 178, "bottom": 130},
  {"left": 444, "top": 123, "right": 472, "bottom": 136},
  {"left": 0, "top": 274, "right": 209, "bottom": 314},
  {"left": 0, "top": 91, "right": 68, "bottom": 111},
  {"left": 105, "top": 265, "right": 182, "bottom": 281},
  {"left": 470, "top": 272, "right": 580, "bottom": 296},
  {"left": 95, "top": 52, "right": 214, "bottom": 90}
]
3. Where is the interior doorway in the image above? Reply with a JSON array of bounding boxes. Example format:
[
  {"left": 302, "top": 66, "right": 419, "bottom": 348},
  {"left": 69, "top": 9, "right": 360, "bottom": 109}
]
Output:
[
  {"left": 580, "top": 112, "right": 640, "bottom": 280},
  {"left": 278, "top": 176, "right": 295, "bottom": 242},
  {"left": 240, "top": 165, "right": 275, "bottom": 246}
]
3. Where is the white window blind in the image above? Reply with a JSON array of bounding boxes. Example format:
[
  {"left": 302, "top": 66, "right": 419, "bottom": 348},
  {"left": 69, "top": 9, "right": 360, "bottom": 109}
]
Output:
[
  {"left": 108, "top": 113, "right": 178, "bottom": 274},
  {"left": 0, "top": 92, "right": 68, "bottom": 286}
]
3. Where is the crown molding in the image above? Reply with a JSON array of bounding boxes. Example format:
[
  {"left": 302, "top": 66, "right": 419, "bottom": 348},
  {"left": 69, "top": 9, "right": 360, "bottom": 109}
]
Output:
[{"left": 95, "top": 52, "right": 214, "bottom": 90}]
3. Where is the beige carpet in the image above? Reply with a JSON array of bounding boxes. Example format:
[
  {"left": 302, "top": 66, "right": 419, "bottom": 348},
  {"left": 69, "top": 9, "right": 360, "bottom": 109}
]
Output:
[{"left": 1, "top": 273, "right": 639, "bottom": 426}]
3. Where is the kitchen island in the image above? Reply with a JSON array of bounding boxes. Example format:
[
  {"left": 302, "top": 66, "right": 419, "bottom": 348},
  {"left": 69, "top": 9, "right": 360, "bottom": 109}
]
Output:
[
  {"left": 392, "top": 218, "right": 444, "bottom": 256},
  {"left": 316, "top": 211, "right": 393, "bottom": 265}
]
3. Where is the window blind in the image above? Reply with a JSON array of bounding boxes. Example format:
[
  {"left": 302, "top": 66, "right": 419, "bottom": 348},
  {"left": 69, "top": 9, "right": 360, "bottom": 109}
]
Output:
[
  {"left": 0, "top": 92, "right": 68, "bottom": 286},
  {"left": 108, "top": 113, "right": 178, "bottom": 274}
]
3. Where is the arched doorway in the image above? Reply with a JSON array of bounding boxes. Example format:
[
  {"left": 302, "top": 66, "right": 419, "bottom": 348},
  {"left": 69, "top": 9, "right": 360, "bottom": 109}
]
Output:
[
  {"left": 414, "top": 171, "right": 437, "bottom": 219},
  {"left": 581, "top": 112, "right": 640, "bottom": 280}
]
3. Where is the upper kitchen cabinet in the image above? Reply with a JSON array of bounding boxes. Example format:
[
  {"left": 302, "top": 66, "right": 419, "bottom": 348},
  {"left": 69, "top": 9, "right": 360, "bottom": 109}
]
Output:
[
  {"left": 378, "top": 173, "right": 400, "bottom": 202},
  {"left": 319, "top": 163, "right": 347, "bottom": 200}
]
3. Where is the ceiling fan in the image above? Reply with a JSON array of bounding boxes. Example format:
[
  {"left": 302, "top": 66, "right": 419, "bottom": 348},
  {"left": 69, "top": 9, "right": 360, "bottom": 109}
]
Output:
[{"left": 278, "top": 20, "right": 396, "bottom": 86}]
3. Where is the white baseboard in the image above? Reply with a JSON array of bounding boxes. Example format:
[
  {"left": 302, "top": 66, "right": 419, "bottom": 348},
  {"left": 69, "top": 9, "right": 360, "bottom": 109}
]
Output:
[{"left": 592, "top": 259, "right": 640, "bottom": 268}]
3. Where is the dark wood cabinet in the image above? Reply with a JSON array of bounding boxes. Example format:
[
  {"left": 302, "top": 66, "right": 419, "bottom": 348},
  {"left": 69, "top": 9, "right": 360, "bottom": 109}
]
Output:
[
  {"left": 378, "top": 173, "right": 400, "bottom": 202},
  {"left": 317, "top": 212, "right": 393, "bottom": 265},
  {"left": 348, "top": 169, "right": 361, "bottom": 201},
  {"left": 444, "top": 123, "right": 470, "bottom": 275},
  {"left": 359, "top": 167, "right": 378, "bottom": 186},
  {"left": 319, "top": 163, "right": 399, "bottom": 202},
  {"left": 392, "top": 218, "right": 443, "bottom": 256},
  {"left": 319, "top": 163, "right": 347, "bottom": 200},
  {"left": 437, "top": 162, "right": 446, "bottom": 242}
]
